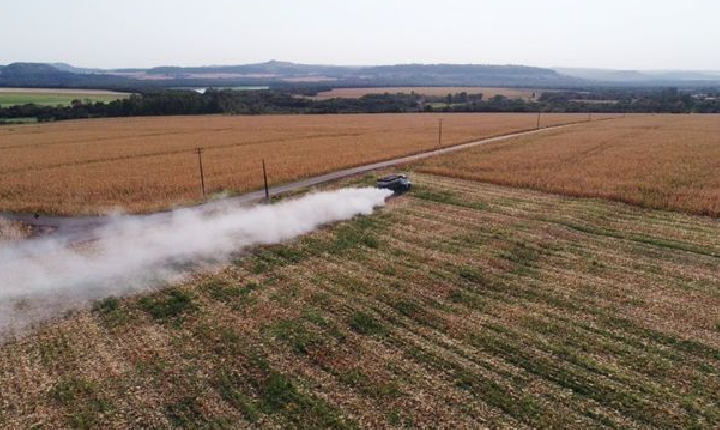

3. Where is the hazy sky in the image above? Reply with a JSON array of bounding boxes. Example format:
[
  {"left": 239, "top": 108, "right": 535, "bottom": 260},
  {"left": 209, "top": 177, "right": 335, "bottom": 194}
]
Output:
[{"left": 2, "top": 0, "right": 718, "bottom": 70}]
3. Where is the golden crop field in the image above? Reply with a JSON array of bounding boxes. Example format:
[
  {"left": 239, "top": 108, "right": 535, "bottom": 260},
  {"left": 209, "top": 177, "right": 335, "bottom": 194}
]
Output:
[
  {"left": 1, "top": 173, "right": 718, "bottom": 427},
  {"left": 415, "top": 114, "right": 720, "bottom": 216},
  {"left": 0, "top": 112, "right": 604, "bottom": 215},
  {"left": 312, "top": 87, "right": 545, "bottom": 100}
]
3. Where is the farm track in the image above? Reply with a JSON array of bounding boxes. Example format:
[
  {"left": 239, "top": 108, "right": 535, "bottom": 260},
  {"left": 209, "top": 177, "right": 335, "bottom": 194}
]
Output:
[{"left": 1, "top": 173, "right": 717, "bottom": 427}]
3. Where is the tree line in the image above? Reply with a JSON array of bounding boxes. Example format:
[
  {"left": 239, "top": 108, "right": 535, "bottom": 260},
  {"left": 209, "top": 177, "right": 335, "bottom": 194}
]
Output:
[{"left": 1, "top": 87, "right": 719, "bottom": 122}]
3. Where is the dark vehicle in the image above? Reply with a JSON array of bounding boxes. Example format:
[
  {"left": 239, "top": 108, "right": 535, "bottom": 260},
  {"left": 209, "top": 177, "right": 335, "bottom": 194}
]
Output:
[{"left": 376, "top": 174, "right": 413, "bottom": 194}]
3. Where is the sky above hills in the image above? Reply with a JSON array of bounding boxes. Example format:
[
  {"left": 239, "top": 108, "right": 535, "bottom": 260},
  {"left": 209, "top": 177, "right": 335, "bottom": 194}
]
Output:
[{"left": 2, "top": 0, "right": 718, "bottom": 70}]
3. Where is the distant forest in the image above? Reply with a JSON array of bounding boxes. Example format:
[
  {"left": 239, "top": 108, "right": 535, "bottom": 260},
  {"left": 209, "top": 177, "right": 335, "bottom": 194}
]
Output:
[{"left": 1, "top": 87, "right": 720, "bottom": 122}]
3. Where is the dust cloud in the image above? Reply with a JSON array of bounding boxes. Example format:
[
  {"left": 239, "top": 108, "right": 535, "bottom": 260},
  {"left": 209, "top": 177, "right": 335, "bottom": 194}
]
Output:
[{"left": 0, "top": 188, "right": 392, "bottom": 337}]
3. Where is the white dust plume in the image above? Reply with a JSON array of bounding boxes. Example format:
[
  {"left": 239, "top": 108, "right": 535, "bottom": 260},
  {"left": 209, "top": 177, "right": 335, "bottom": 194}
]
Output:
[{"left": 0, "top": 187, "right": 393, "bottom": 337}]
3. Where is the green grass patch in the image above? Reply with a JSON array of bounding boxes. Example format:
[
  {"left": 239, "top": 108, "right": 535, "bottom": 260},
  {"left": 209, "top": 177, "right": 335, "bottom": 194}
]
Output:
[
  {"left": 204, "top": 278, "right": 260, "bottom": 305},
  {"left": 349, "top": 311, "right": 386, "bottom": 336},
  {"left": 392, "top": 300, "right": 422, "bottom": 318},
  {"left": 602, "top": 315, "right": 720, "bottom": 362},
  {"left": 92, "top": 296, "right": 128, "bottom": 328},
  {"left": 165, "top": 397, "right": 205, "bottom": 428},
  {"left": 471, "top": 326, "right": 676, "bottom": 427},
  {"left": 37, "top": 336, "right": 72, "bottom": 366},
  {"left": 338, "top": 370, "right": 401, "bottom": 398},
  {"left": 554, "top": 219, "right": 719, "bottom": 259},
  {"left": 50, "top": 377, "right": 112, "bottom": 429},
  {"left": 448, "top": 289, "right": 487, "bottom": 311},
  {"left": 265, "top": 319, "right": 324, "bottom": 356},
  {"left": 411, "top": 186, "right": 488, "bottom": 210},
  {"left": 454, "top": 370, "right": 542, "bottom": 422},
  {"left": 215, "top": 372, "right": 261, "bottom": 422},
  {"left": 331, "top": 224, "right": 380, "bottom": 252},
  {"left": 139, "top": 289, "right": 195, "bottom": 322},
  {"left": 260, "top": 372, "right": 354, "bottom": 428},
  {"left": 457, "top": 265, "right": 488, "bottom": 285}
]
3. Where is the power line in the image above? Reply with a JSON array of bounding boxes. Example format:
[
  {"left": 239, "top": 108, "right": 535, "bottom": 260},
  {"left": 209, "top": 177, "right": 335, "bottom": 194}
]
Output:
[{"left": 196, "top": 147, "right": 205, "bottom": 199}]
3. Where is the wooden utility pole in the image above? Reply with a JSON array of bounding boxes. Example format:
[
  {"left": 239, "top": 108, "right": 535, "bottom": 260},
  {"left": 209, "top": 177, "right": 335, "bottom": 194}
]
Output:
[
  {"left": 262, "top": 159, "right": 270, "bottom": 202},
  {"left": 196, "top": 147, "right": 205, "bottom": 199},
  {"left": 536, "top": 111, "right": 541, "bottom": 129},
  {"left": 438, "top": 118, "right": 443, "bottom": 147}
]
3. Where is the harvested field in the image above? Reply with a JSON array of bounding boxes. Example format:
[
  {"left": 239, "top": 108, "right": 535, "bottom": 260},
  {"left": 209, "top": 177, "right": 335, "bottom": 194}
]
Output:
[
  {"left": 313, "top": 87, "right": 546, "bottom": 100},
  {"left": 415, "top": 114, "right": 720, "bottom": 216},
  {"left": 1, "top": 173, "right": 718, "bottom": 428},
  {"left": 0, "top": 112, "right": 607, "bottom": 215}
]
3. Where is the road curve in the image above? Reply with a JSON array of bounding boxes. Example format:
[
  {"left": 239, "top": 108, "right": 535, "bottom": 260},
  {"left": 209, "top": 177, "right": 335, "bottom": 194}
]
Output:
[{"left": 1, "top": 120, "right": 591, "bottom": 243}]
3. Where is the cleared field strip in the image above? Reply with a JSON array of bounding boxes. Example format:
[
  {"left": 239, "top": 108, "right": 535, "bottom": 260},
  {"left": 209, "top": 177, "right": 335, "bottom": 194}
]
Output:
[
  {"left": 1, "top": 173, "right": 717, "bottom": 427},
  {"left": 0, "top": 113, "right": 612, "bottom": 214},
  {"left": 415, "top": 114, "right": 720, "bottom": 216}
]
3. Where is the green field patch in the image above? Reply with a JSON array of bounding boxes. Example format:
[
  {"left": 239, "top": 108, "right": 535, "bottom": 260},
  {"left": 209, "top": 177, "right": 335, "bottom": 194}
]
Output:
[
  {"left": 215, "top": 371, "right": 261, "bottom": 422},
  {"left": 92, "top": 296, "right": 129, "bottom": 328},
  {"left": 50, "top": 377, "right": 112, "bottom": 428},
  {"left": 448, "top": 289, "right": 488, "bottom": 311},
  {"left": 349, "top": 311, "right": 387, "bottom": 336},
  {"left": 264, "top": 319, "right": 325, "bottom": 356},
  {"left": 165, "top": 397, "right": 205, "bottom": 428},
  {"left": 139, "top": 288, "right": 196, "bottom": 322},
  {"left": 0, "top": 92, "right": 128, "bottom": 107},
  {"left": 553, "top": 219, "right": 719, "bottom": 258},
  {"left": 411, "top": 186, "right": 489, "bottom": 210},
  {"left": 602, "top": 315, "right": 720, "bottom": 362},
  {"left": 399, "top": 339, "right": 548, "bottom": 425},
  {"left": 473, "top": 324, "right": 686, "bottom": 428},
  {"left": 338, "top": 369, "right": 402, "bottom": 398},
  {"left": 262, "top": 372, "right": 352, "bottom": 428},
  {"left": 204, "top": 278, "right": 260, "bottom": 305}
]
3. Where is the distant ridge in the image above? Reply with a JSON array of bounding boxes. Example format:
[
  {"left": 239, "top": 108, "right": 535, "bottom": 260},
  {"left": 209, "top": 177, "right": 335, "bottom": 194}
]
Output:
[
  {"left": 0, "top": 61, "right": 581, "bottom": 89},
  {"left": 557, "top": 67, "right": 720, "bottom": 84},
  {"left": 1, "top": 61, "right": 719, "bottom": 89}
]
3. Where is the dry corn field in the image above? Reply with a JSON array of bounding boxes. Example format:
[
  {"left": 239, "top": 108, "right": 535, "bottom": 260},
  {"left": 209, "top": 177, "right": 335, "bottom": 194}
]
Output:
[
  {"left": 1, "top": 173, "right": 718, "bottom": 428},
  {"left": 0, "top": 112, "right": 602, "bottom": 215},
  {"left": 312, "top": 87, "right": 546, "bottom": 100},
  {"left": 415, "top": 114, "right": 720, "bottom": 216}
]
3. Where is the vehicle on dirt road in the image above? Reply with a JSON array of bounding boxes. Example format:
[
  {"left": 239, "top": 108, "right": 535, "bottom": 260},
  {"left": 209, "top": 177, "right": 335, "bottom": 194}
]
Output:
[{"left": 376, "top": 174, "right": 413, "bottom": 194}]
